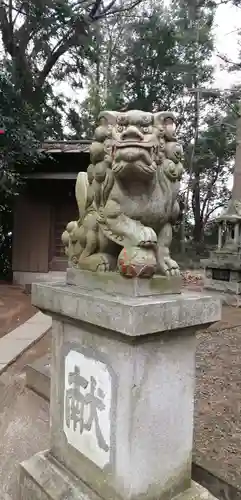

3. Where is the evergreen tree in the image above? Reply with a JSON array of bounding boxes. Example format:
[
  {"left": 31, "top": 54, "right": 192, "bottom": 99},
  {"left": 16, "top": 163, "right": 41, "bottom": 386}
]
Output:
[
  {"left": 73, "top": 0, "right": 234, "bottom": 244},
  {"left": 0, "top": 0, "right": 143, "bottom": 109}
]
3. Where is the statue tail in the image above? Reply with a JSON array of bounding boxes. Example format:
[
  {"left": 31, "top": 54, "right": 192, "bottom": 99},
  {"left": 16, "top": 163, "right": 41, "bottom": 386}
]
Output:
[{"left": 75, "top": 172, "right": 89, "bottom": 221}]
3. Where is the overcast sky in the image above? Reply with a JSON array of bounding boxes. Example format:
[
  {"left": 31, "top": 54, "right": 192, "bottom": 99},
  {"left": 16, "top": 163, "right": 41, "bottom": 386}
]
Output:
[{"left": 214, "top": 2, "right": 241, "bottom": 89}]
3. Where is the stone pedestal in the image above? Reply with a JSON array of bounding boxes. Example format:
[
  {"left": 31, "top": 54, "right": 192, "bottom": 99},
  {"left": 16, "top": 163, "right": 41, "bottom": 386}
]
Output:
[{"left": 19, "top": 270, "right": 221, "bottom": 500}]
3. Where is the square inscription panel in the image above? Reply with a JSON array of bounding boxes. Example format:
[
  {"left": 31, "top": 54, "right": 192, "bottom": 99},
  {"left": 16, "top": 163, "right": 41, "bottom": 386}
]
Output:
[{"left": 63, "top": 349, "right": 113, "bottom": 469}]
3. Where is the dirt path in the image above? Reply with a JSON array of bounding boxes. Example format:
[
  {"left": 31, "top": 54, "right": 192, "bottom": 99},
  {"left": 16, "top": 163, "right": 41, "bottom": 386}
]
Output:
[
  {"left": 0, "top": 284, "right": 36, "bottom": 338},
  {"left": 180, "top": 282, "right": 241, "bottom": 489},
  {"left": 194, "top": 318, "right": 241, "bottom": 491},
  {"left": 0, "top": 332, "right": 50, "bottom": 499}
]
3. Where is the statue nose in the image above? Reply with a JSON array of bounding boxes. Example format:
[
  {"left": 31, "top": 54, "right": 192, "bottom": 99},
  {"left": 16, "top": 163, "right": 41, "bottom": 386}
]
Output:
[{"left": 121, "top": 126, "right": 144, "bottom": 141}]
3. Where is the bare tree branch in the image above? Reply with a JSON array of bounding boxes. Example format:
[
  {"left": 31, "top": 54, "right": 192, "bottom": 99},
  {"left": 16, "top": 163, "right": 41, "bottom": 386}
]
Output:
[
  {"left": 200, "top": 167, "right": 219, "bottom": 220},
  {"left": 95, "top": 0, "right": 143, "bottom": 18},
  {"left": 98, "top": 0, "right": 116, "bottom": 16},
  {"left": 8, "top": 0, "right": 12, "bottom": 27},
  {"left": 89, "top": 0, "right": 102, "bottom": 18},
  {"left": 0, "top": 0, "right": 144, "bottom": 104},
  {"left": 217, "top": 52, "right": 241, "bottom": 70},
  {"left": 0, "top": 1, "right": 14, "bottom": 54},
  {"left": 205, "top": 203, "right": 227, "bottom": 223},
  {"left": 36, "top": 18, "right": 89, "bottom": 87},
  {"left": 215, "top": 0, "right": 241, "bottom": 6}
]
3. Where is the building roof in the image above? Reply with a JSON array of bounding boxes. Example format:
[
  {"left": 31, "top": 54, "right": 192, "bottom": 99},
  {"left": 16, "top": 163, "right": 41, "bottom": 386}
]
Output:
[{"left": 40, "top": 140, "right": 91, "bottom": 154}]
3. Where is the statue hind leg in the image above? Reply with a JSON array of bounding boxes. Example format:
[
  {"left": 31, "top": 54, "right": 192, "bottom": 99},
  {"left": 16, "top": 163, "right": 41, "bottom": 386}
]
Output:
[
  {"left": 78, "top": 253, "right": 117, "bottom": 272},
  {"left": 78, "top": 228, "right": 118, "bottom": 272}
]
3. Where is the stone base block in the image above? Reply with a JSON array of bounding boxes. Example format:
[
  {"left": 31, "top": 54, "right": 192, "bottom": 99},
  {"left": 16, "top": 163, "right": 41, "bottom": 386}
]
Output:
[
  {"left": 202, "top": 256, "right": 241, "bottom": 271},
  {"left": 32, "top": 282, "right": 220, "bottom": 336},
  {"left": 26, "top": 356, "right": 51, "bottom": 401},
  {"left": 66, "top": 268, "right": 182, "bottom": 296},
  {"left": 204, "top": 278, "right": 241, "bottom": 295},
  {"left": 202, "top": 259, "right": 241, "bottom": 306},
  {"left": 203, "top": 277, "right": 241, "bottom": 306},
  {"left": 19, "top": 451, "right": 218, "bottom": 500},
  {"left": 29, "top": 282, "right": 221, "bottom": 500},
  {"left": 19, "top": 451, "right": 102, "bottom": 500},
  {"left": 13, "top": 271, "right": 66, "bottom": 288}
]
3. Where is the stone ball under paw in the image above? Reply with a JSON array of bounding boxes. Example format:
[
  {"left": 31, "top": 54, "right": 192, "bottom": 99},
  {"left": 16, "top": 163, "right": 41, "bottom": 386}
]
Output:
[{"left": 118, "top": 246, "right": 157, "bottom": 278}]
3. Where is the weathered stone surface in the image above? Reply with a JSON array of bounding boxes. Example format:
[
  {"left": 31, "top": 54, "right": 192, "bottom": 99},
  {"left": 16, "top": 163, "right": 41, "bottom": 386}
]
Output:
[
  {"left": 204, "top": 278, "right": 241, "bottom": 295},
  {"left": 202, "top": 257, "right": 241, "bottom": 271},
  {"left": 26, "top": 355, "right": 51, "bottom": 401},
  {"left": 192, "top": 463, "right": 241, "bottom": 500},
  {"left": 178, "top": 482, "right": 218, "bottom": 500},
  {"left": 202, "top": 251, "right": 241, "bottom": 302},
  {"left": 49, "top": 317, "right": 197, "bottom": 500},
  {"left": 62, "top": 110, "right": 184, "bottom": 279},
  {"left": 19, "top": 452, "right": 218, "bottom": 500},
  {"left": 32, "top": 282, "right": 221, "bottom": 336},
  {"left": 19, "top": 451, "right": 102, "bottom": 500},
  {"left": 26, "top": 279, "right": 221, "bottom": 500},
  {"left": 66, "top": 267, "right": 182, "bottom": 296},
  {"left": 203, "top": 258, "right": 241, "bottom": 302}
]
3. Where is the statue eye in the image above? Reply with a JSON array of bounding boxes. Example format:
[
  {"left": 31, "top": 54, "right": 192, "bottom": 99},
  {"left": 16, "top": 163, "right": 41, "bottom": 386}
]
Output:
[
  {"left": 117, "top": 125, "right": 123, "bottom": 132},
  {"left": 142, "top": 126, "right": 150, "bottom": 133}
]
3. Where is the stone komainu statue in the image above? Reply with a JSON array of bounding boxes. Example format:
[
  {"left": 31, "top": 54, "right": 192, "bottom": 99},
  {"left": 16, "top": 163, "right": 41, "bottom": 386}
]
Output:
[{"left": 62, "top": 110, "right": 184, "bottom": 278}]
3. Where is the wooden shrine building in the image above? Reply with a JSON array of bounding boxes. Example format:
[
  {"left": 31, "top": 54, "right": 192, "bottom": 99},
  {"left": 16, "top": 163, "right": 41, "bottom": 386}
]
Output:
[{"left": 12, "top": 140, "right": 90, "bottom": 286}]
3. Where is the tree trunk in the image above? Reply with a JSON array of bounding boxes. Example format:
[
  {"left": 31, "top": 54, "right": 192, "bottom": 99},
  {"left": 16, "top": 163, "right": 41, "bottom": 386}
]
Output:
[{"left": 193, "top": 218, "right": 204, "bottom": 244}]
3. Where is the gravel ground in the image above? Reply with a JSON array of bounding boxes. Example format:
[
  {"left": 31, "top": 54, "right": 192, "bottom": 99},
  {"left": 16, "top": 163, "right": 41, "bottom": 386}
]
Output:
[
  {"left": 0, "top": 284, "right": 36, "bottom": 338},
  {"left": 0, "top": 333, "right": 50, "bottom": 499},
  {"left": 194, "top": 323, "right": 241, "bottom": 491}
]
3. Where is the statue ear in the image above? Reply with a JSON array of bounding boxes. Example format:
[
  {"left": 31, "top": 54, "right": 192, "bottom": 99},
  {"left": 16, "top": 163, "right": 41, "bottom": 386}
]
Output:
[
  {"left": 154, "top": 112, "right": 177, "bottom": 139},
  {"left": 154, "top": 111, "right": 176, "bottom": 127},
  {"left": 98, "top": 111, "right": 119, "bottom": 126}
]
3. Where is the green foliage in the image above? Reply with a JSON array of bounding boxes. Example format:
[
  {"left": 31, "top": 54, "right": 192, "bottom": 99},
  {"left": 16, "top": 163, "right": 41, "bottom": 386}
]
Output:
[
  {"left": 0, "top": 66, "right": 42, "bottom": 277},
  {"left": 69, "top": 0, "right": 215, "bottom": 122},
  {"left": 0, "top": 0, "right": 144, "bottom": 274},
  {"left": 0, "top": 0, "right": 144, "bottom": 107},
  {"left": 187, "top": 106, "right": 235, "bottom": 241},
  {"left": 115, "top": 0, "right": 214, "bottom": 111},
  {"left": 0, "top": 67, "right": 42, "bottom": 193},
  {"left": 0, "top": 0, "right": 237, "bottom": 270},
  {"left": 70, "top": 0, "right": 235, "bottom": 244}
]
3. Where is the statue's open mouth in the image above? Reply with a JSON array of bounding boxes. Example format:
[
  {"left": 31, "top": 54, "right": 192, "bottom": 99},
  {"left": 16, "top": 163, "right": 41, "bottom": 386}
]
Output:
[
  {"left": 113, "top": 141, "right": 157, "bottom": 151},
  {"left": 112, "top": 142, "right": 158, "bottom": 178},
  {"left": 112, "top": 142, "right": 158, "bottom": 167}
]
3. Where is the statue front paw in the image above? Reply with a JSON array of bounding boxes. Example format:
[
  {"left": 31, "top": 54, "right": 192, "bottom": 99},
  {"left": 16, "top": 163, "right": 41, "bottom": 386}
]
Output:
[
  {"left": 138, "top": 227, "right": 157, "bottom": 248},
  {"left": 158, "top": 256, "right": 180, "bottom": 277}
]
